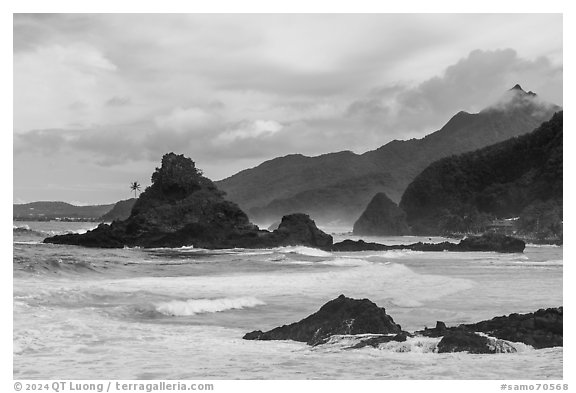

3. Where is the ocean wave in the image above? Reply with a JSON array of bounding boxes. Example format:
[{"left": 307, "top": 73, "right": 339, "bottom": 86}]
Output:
[
  {"left": 155, "top": 297, "right": 266, "bottom": 316},
  {"left": 13, "top": 225, "right": 96, "bottom": 237},
  {"left": 14, "top": 256, "right": 98, "bottom": 275},
  {"left": 318, "top": 258, "right": 372, "bottom": 267},
  {"left": 526, "top": 244, "right": 561, "bottom": 248},
  {"left": 98, "top": 262, "right": 474, "bottom": 309},
  {"left": 319, "top": 334, "right": 441, "bottom": 353},
  {"left": 511, "top": 259, "right": 563, "bottom": 266},
  {"left": 13, "top": 225, "right": 46, "bottom": 237},
  {"left": 277, "top": 246, "right": 333, "bottom": 257},
  {"left": 340, "top": 250, "right": 425, "bottom": 259}
]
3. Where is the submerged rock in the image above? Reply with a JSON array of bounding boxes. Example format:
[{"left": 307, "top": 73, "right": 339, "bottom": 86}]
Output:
[
  {"left": 243, "top": 294, "right": 404, "bottom": 346},
  {"left": 436, "top": 329, "right": 516, "bottom": 354},
  {"left": 44, "top": 153, "right": 333, "bottom": 249},
  {"left": 329, "top": 232, "right": 525, "bottom": 253},
  {"left": 353, "top": 192, "right": 410, "bottom": 236}
]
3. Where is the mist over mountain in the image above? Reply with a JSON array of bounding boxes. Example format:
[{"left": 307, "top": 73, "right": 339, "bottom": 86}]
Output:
[{"left": 216, "top": 86, "right": 560, "bottom": 226}]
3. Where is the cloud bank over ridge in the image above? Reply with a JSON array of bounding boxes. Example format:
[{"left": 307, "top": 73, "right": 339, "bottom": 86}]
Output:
[{"left": 13, "top": 14, "right": 562, "bottom": 203}]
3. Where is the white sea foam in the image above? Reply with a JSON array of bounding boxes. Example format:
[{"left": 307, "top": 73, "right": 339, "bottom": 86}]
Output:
[
  {"left": 13, "top": 239, "right": 563, "bottom": 379},
  {"left": 511, "top": 259, "right": 563, "bottom": 266},
  {"left": 323, "top": 333, "right": 528, "bottom": 354},
  {"left": 277, "top": 246, "right": 333, "bottom": 257},
  {"left": 379, "top": 336, "right": 441, "bottom": 353},
  {"left": 82, "top": 263, "right": 475, "bottom": 318},
  {"left": 318, "top": 258, "right": 372, "bottom": 267},
  {"left": 320, "top": 334, "right": 441, "bottom": 353},
  {"left": 155, "top": 297, "right": 266, "bottom": 316},
  {"left": 526, "top": 244, "right": 561, "bottom": 248}
]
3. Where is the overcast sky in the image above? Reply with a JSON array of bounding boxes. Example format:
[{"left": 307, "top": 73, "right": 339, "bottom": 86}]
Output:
[{"left": 13, "top": 13, "right": 563, "bottom": 204}]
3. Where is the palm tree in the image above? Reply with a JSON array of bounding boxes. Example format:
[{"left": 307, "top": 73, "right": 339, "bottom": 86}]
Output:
[{"left": 130, "top": 181, "right": 141, "bottom": 198}]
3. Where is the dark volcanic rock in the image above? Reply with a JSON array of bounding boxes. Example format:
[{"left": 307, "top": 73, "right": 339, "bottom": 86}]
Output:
[
  {"left": 418, "top": 321, "right": 448, "bottom": 338},
  {"left": 243, "top": 294, "right": 403, "bottom": 346},
  {"left": 462, "top": 307, "right": 562, "bottom": 349},
  {"left": 456, "top": 232, "right": 525, "bottom": 253},
  {"left": 348, "top": 333, "right": 408, "bottom": 349},
  {"left": 418, "top": 308, "right": 562, "bottom": 350},
  {"left": 329, "top": 239, "right": 396, "bottom": 251},
  {"left": 273, "top": 213, "right": 333, "bottom": 248},
  {"left": 436, "top": 329, "right": 514, "bottom": 354},
  {"left": 44, "top": 153, "right": 333, "bottom": 250},
  {"left": 353, "top": 192, "right": 410, "bottom": 236},
  {"left": 328, "top": 232, "right": 525, "bottom": 253},
  {"left": 243, "top": 295, "right": 562, "bottom": 353}
]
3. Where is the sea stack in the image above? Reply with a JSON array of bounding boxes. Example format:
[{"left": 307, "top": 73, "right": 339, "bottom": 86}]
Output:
[
  {"left": 353, "top": 192, "right": 410, "bottom": 236},
  {"left": 44, "top": 153, "right": 333, "bottom": 249}
]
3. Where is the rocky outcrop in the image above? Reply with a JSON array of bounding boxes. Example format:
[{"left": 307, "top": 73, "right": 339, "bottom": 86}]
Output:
[
  {"left": 272, "top": 213, "right": 333, "bottom": 248},
  {"left": 353, "top": 192, "right": 410, "bottom": 236},
  {"left": 44, "top": 153, "right": 333, "bottom": 249},
  {"left": 418, "top": 307, "right": 563, "bottom": 350},
  {"left": 243, "top": 294, "right": 404, "bottom": 346},
  {"left": 328, "top": 232, "right": 525, "bottom": 253},
  {"left": 461, "top": 307, "right": 563, "bottom": 349},
  {"left": 456, "top": 232, "right": 526, "bottom": 252},
  {"left": 244, "top": 296, "right": 562, "bottom": 353}
]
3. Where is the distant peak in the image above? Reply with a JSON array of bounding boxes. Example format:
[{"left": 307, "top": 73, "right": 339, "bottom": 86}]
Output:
[
  {"left": 510, "top": 84, "right": 525, "bottom": 92},
  {"left": 480, "top": 84, "right": 554, "bottom": 114},
  {"left": 508, "top": 84, "right": 537, "bottom": 97}
]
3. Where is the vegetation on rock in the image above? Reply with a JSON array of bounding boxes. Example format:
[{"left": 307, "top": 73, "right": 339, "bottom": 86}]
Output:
[{"left": 400, "top": 112, "right": 562, "bottom": 241}]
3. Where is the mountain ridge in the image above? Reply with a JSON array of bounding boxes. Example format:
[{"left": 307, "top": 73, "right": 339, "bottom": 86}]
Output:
[
  {"left": 400, "top": 111, "right": 563, "bottom": 240},
  {"left": 217, "top": 86, "right": 560, "bottom": 226},
  {"left": 13, "top": 201, "right": 115, "bottom": 221}
]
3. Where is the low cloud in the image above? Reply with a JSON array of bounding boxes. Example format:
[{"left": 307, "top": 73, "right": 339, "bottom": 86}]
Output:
[
  {"left": 346, "top": 49, "right": 562, "bottom": 135},
  {"left": 15, "top": 48, "right": 563, "bottom": 175},
  {"left": 215, "top": 120, "right": 283, "bottom": 144}
]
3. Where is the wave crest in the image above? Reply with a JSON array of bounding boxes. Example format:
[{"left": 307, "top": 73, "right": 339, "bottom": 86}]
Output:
[
  {"left": 277, "top": 246, "right": 333, "bottom": 257},
  {"left": 155, "top": 297, "right": 266, "bottom": 316}
]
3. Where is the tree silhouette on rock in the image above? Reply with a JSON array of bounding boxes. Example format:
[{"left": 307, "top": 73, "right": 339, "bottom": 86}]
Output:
[{"left": 130, "top": 181, "right": 141, "bottom": 198}]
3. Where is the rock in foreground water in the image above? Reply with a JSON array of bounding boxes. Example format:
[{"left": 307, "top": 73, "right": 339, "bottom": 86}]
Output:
[
  {"left": 243, "top": 294, "right": 404, "bottom": 346},
  {"left": 245, "top": 296, "right": 562, "bottom": 353}
]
